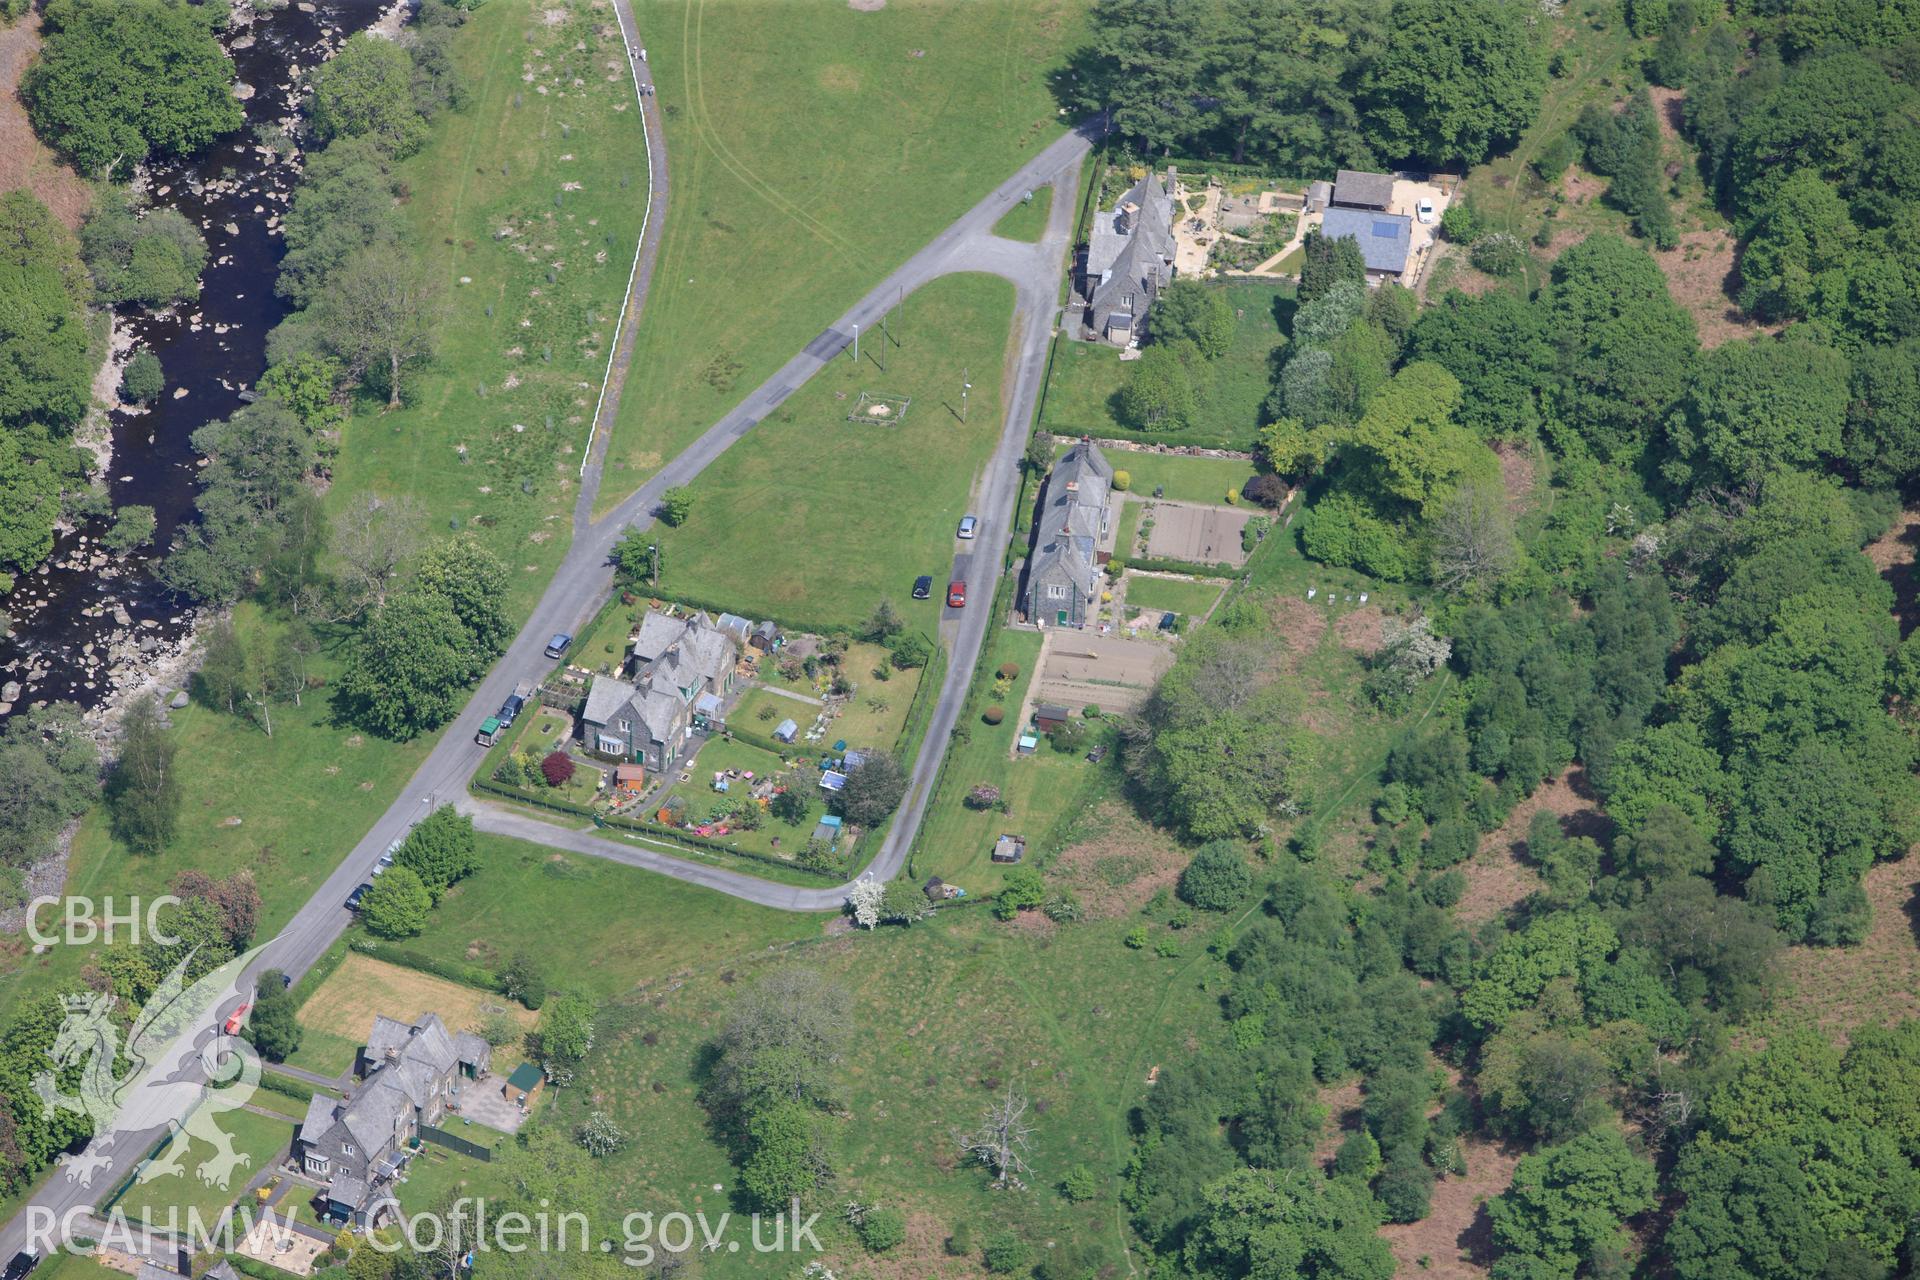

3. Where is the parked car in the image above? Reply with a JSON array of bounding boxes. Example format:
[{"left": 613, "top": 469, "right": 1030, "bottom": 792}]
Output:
[
  {"left": 1416, "top": 197, "right": 1437, "bottom": 224},
  {"left": 223, "top": 1003, "right": 251, "bottom": 1036},
  {"left": 957, "top": 515, "right": 978, "bottom": 539},
  {"left": 6, "top": 1249, "right": 40, "bottom": 1280},
  {"left": 947, "top": 580, "right": 967, "bottom": 608},
  {"left": 912, "top": 575, "right": 933, "bottom": 600},
  {"left": 500, "top": 693, "right": 526, "bottom": 723},
  {"left": 545, "top": 632, "right": 573, "bottom": 659},
  {"left": 346, "top": 882, "right": 374, "bottom": 911}
]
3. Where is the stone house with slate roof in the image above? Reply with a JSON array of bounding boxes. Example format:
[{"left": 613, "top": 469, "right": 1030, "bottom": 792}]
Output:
[
  {"left": 1023, "top": 439, "right": 1114, "bottom": 628},
  {"left": 581, "top": 609, "right": 741, "bottom": 770},
  {"left": 1083, "top": 170, "right": 1177, "bottom": 345},
  {"left": 296, "top": 1013, "right": 489, "bottom": 1225}
]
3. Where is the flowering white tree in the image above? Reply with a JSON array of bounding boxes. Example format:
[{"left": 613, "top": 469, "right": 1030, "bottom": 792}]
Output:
[{"left": 847, "top": 877, "right": 884, "bottom": 929}]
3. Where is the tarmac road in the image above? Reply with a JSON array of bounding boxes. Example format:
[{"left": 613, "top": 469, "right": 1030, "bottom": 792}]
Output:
[{"left": 0, "top": 15, "right": 1095, "bottom": 1253}]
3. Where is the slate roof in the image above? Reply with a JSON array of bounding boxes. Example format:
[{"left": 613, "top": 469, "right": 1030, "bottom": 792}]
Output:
[
  {"left": 1047, "top": 440, "right": 1112, "bottom": 557},
  {"left": 1028, "top": 536, "right": 1097, "bottom": 600},
  {"left": 631, "top": 612, "right": 686, "bottom": 665},
  {"left": 637, "top": 689, "right": 683, "bottom": 746},
  {"left": 453, "top": 1031, "right": 490, "bottom": 1070},
  {"left": 300, "top": 1093, "right": 338, "bottom": 1145},
  {"left": 1332, "top": 169, "right": 1395, "bottom": 209},
  {"left": 341, "top": 1078, "right": 410, "bottom": 1155},
  {"left": 1320, "top": 207, "right": 1412, "bottom": 275},
  {"left": 1089, "top": 172, "right": 1176, "bottom": 320},
  {"left": 328, "top": 1175, "right": 369, "bottom": 1210},
  {"left": 583, "top": 675, "right": 638, "bottom": 727}
]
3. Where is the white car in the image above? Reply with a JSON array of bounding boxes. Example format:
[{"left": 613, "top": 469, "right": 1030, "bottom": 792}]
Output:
[{"left": 1416, "top": 198, "right": 1437, "bottom": 225}]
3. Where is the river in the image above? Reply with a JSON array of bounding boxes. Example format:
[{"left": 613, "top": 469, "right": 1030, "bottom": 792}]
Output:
[{"left": 0, "top": 0, "right": 388, "bottom": 723}]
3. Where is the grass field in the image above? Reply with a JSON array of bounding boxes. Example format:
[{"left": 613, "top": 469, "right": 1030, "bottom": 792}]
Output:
[
  {"left": 646, "top": 273, "right": 1017, "bottom": 631},
  {"left": 1124, "top": 573, "right": 1225, "bottom": 618},
  {"left": 400, "top": 834, "right": 823, "bottom": 1000},
  {"left": 599, "top": 0, "right": 1085, "bottom": 501},
  {"left": 116, "top": 1108, "right": 294, "bottom": 1230},
  {"left": 992, "top": 184, "right": 1054, "bottom": 241},
  {"left": 539, "top": 894, "right": 1241, "bottom": 1279},
  {"left": 1038, "top": 278, "right": 1291, "bottom": 450},
  {"left": 0, "top": 0, "right": 648, "bottom": 1013},
  {"left": 395, "top": 1143, "right": 514, "bottom": 1216}
]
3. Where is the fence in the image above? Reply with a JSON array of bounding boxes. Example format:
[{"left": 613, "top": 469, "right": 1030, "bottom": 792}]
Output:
[{"left": 421, "top": 1126, "right": 493, "bottom": 1162}]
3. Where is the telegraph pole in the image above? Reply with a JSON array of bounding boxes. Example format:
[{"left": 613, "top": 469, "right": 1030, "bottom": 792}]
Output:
[
  {"left": 852, "top": 323, "right": 859, "bottom": 366},
  {"left": 880, "top": 306, "right": 888, "bottom": 372},
  {"left": 961, "top": 369, "right": 971, "bottom": 424}
]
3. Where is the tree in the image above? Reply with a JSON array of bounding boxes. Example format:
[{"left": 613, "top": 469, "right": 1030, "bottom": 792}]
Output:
[
  {"left": 160, "top": 400, "right": 322, "bottom": 604},
  {"left": 847, "top": 877, "right": 885, "bottom": 929},
  {"left": 1361, "top": 0, "right": 1547, "bottom": 167},
  {"left": 360, "top": 866, "right": 431, "bottom": 938},
  {"left": 1072, "top": 0, "right": 1212, "bottom": 154},
  {"left": 1024, "top": 430, "right": 1055, "bottom": 476},
  {"left": 1178, "top": 840, "right": 1254, "bottom": 911},
  {"left": 337, "top": 588, "right": 484, "bottom": 739},
  {"left": 327, "top": 494, "right": 423, "bottom": 620},
  {"left": 540, "top": 751, "right": 575, "bottom": 789},
  {"left": 860, "top": 598, "right": 904, "bottom": 643},
  {"left": 78, "top": 188, "right": 206, "bottom": 305},
  {"left": 106, "top": 699, "right": 180, "bottom": 855},
  {"left": 277, "top": 137, "right": 405, "bottom": 307},
  {"left": 1544, "top": 235, "right": 1698, "bottom": 461},
  {"left": 409, "top": 536, "right": 511, "bottom": 657},
  {"left": 880, "top": 878, "right": 931, "bottom": 925},
  {"left": 1430, "top": 477, "right": 1518, "bottom": 595},
  {"left": 308, "top": 33, "right": 428, "bottom": 157},
  {"left": 1487, "top": 1129, "right": 1656, "bottom": 1279},
  {"left": 706, "top": 967, "right": 850, "bottom": 1117},
  {"left": 955, "top": 1085, "right": 1037, "bottom": 1190},
  {"left": 316, "top": 242, "right": 441, "bottom": 407},
  {"left": 575, "top": 1111, "right": 626, "bottom": 1157},
  {"left": 1298, "top": 228, "right": 1367, "bottom": 302},
  {"left": 1668, "top": 333, "right": 1849, "bottom": 487},
  {"left": 0, "top": 192, "right": 94, "bottom": 437},
  {"left": 249, "top": 971, "right": 303, "bottom": 1062},
  {"left": 121, "top": 349, "right": 164, "bottom": 404},
  {"left": 1844, "top": 338, "right": 1920, "bottom": 488},
  {"left": 1151, "top": 279, "right": 1235, "bottom": 357},
  {"left": 659, "top": 486, "right": 694, "bottom": 527},
  {"left": 856, "top": 1205, "right": 906, "bottom": 1252},
  {"left": 1736, "top": 169, "right": 1855, "bottom": 322},
  {"left": 0, "top": 702, "right": 97, "bottom": 871},
  {"left": 23, "top": 0, "right": 241, "bottom": 176},
  {"left": 194, "top": 618, "right": 248, "bottom": 715},
  {"left": 394, "top": 805, "right": 478, "bottom": 902},
  {"left": 1183, "top": 1166, "right": 1394, "bottom": 1280},
  {"left": 1120, "top": 342, "right": 1197, "bottom": 430},
  {"left": 836, "top": 752, "right": 907, "bottom": 827},
  {"left": 1409, "top": 288, "right": 1549, "bottom": 439},
  {"left": 740, "top": 1100, "right": 823, "bottom": 1211},
  {"left": 535, "top": 990, "right": 596, "bottom": 1082},
  {"left": 770, "top": 771, "right": 811, "bottom": 825},
  {"left": 887, "top": 631, "right": 931, "bottom": 670}
]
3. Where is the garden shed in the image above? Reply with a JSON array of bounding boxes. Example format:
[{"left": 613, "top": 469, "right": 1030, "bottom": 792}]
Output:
[
  {"left": 992, "top": 834, "right": 1026, "bottom": 864},
  {"left": 773, "top": 718, "right": 799, "bottom": 743}
]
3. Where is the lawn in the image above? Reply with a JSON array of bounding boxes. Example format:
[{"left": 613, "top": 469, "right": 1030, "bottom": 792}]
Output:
[
  {"left": 1075, "top": 447, "right": 1259, "bottom": 505},
  {"left": 908, "top": 627, "right": 1114, "bottom": 887},
  {"left": 598, "top": 0, "right": 1086, "bottom": 501},
  {"left": 1038, "top": 278, "right": 1291, "bottom": 450},
  {"left": 646, "top": 273, "right": 1018, "bottom": 632},
  {"left": 1124, "top": 573, "right": 1226, "bottom": 619},
  {"left": 992, "top": 183, "right": 1054, "bottom": 241},
  {"left": 394, "top": 1143, "right": 514, "bottom": 1217},
  {"left": 401, "top": 833, "right": 823, "bottom": 1000},
  {"left": 0, "top": 0, "right": 647, "bottom": 1013},
  {"left": 115, "top": 1108, "right": 295, "bottom": 1230}
]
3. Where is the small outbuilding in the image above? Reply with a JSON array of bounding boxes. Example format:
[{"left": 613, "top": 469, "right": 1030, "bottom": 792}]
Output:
[
  {"left": 773, "top": 718, "right": 799, "bottom": 744},
  {"left": 750, "top": 621, "right": 782, "bottom": 652},
  {"left": 1034, "top": 704, "right": 1071, "bottom": 733},
  {"left": 504, "top": 1062, "right": 544, "bottom": 1107},
  {"left": 992, "top": 834, "right": 1027, "bottom": 864},
  {"left": 819, "top": 770, "right": 848, "bottom": 793},
  {"left": 614, "top": 764, "right": 646, "bottom": 794},
  {"left": 1331, "top": 168, "right": 1395, "bottom": 211}
]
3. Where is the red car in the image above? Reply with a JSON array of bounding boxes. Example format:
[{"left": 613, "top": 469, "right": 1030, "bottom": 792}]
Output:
[
  {"left": 947, "top": 580, "right": 966, "bottom": 608},
  {"left": 223, "top": 1003, "right": 251, "bottom": 1036}
]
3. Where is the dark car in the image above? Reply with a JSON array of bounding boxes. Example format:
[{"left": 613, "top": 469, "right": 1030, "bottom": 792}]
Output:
[
  {"left": 6, "top": 1250, "right": 40, "bottom": 1280},
  {"left": 499, "top": 693, "right": 526, "bottom": 725},
  {"left": 912, "top": 575, "right": 933, "bottom": 600},
  {"left": 544, "top": 632, "right": 573, "bottom": 659},
  {"left": 346, "top": 882, "right": 374, "bottom": 911}
]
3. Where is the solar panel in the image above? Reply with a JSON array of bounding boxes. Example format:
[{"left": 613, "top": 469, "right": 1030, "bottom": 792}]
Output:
[{"left": 1372, "top": 220, "right": 1398, "bottom": 238}]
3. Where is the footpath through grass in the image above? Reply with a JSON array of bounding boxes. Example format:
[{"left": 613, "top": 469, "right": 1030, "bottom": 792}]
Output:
[
  {"left": 0, "top": 0, "right": 646, "bottom": 1011},
  {"left": 599, "top": 0, "right": 1085, "bottom": 504},
  {"left": 646, "top": 273, "right": 1017, "bottom": 632}
]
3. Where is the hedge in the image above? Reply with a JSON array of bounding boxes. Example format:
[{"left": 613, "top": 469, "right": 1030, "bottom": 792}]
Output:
[
  {"left": 470, "top": 776, "right": 845, "bottom": 881},
  {"left": 349, "top": 938, "right": 505, "bottom": 995},
  {"left": 259, "top": 1070, "right": 335, "bottom": 1102},
  {"left": 1115, "top": 555, "right": 1249, "bottom": 580}
]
